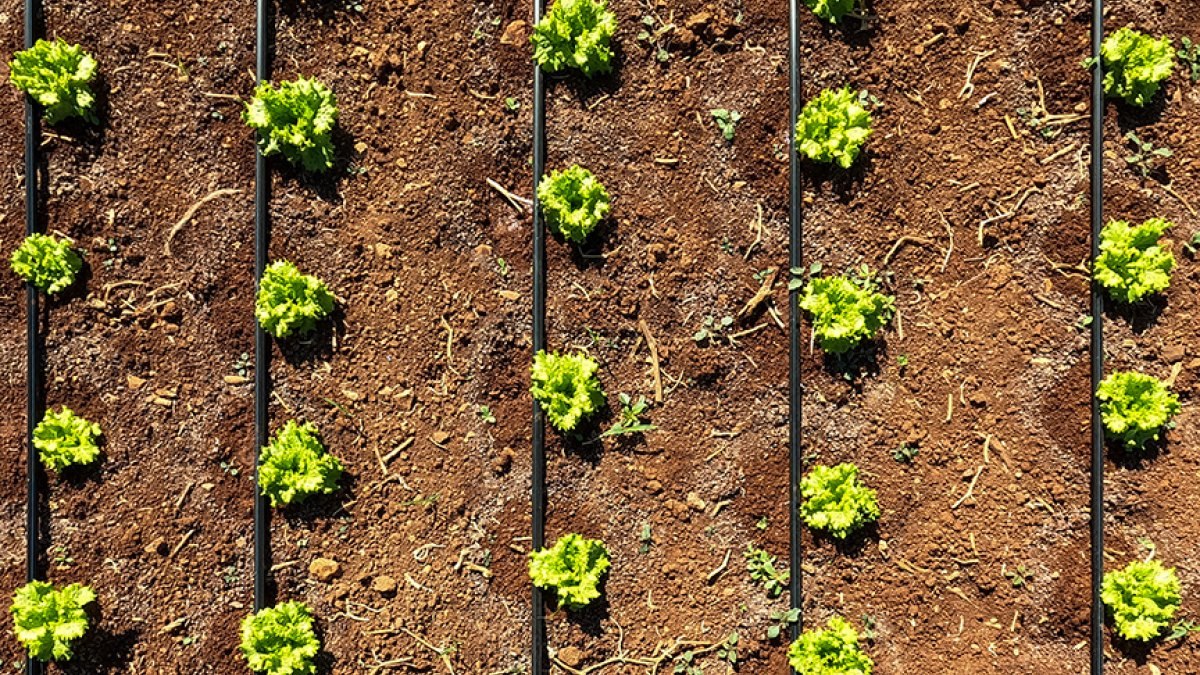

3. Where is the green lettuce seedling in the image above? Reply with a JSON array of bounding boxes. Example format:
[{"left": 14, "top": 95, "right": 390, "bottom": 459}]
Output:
[
  {"left": 244, "top": 77, "right": 338, "bottom": 172},
  {"left": 788, "top": 616, "right": 873, "bottom": 674},
  {"left": 255, "top": 261, "right": 335, "bottom": 339},
  {"left": 800, "top": 273, "right": 894, "bottom": 354},
  {"left": 1097, "top": 371, "right": 1180, "bottom": 450},
  {"left": 10, "top": 234, "right": 83, "bottom": 295},
  {"left": 531, "top": 0, "right": 617, "bottom": 77},
  {"left": 528, "top": 533, "right": 610, "bottom": 610},
  {"left": 1102, "top": 559, "right": 1181, "bottom": 641},
  {"left": 34, "top": 406, "right": 102, "bottom": 472},
  {"left": 1094, "top": 218, "right": 1175, "bottom": 303},
  {"left": 9, "top": 38, "right": 98, "bottom": 124},
  {"left": 259, "top": 420, "right": 343, "bottom": 507},
  {"left": 1100, "top": 28, "right": 1175, "bottom": 106},
  {"left": 10, "top": 581, "right": 95, "bottom": 662},
  {"left": 530, "top": 350, "right": 606, "bottom": 432},
  {"left": 795, "top": 87, "right": 872, "bottom": 169},
  {"left": 804, "top": 0, "right": 855, "bottom": 23},
  {"left": 800, "top": 463, "right": 879, "bottom": 539},
  {"left": 537, "top": 165, "right": 611, "bottom": 244},
  {"left": 240, "top": 601, "right": 321, "bottom": 675}
]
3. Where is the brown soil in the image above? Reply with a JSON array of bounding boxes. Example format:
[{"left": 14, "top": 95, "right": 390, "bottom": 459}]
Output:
[{"left": 0, "top": 0, "right": 1198, "bottom": 673}]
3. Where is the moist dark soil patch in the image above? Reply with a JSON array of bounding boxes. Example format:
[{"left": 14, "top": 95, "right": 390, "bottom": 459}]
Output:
[{"left": 0, "top": 0, "right": 1197, "bottom": 672}]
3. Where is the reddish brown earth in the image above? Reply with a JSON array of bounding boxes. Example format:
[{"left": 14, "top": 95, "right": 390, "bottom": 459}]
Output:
[{"left": 0, "top": 0, "right": 1197, "bottom": 673}]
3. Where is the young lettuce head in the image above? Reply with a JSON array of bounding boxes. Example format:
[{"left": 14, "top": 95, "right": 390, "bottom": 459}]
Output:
[
  {"left": 1102, "top": 559, "right": 1181, "bottom": 641},
  {"left": 244, "top": 77, "right": 338, "bottom": 172},
  {"left": 1097, "top": 371, "right": 1180, "bottom": 450},
  {"left": 795, "top": 87, "right": 873, "bottom": 169},
  {"left": 788, "top": 615, "right": 873, "bottom": 674},
  {"left": 531, "top": 0, "right": 618, "bottom": 77},
  {"left": 1094, "top": 218, "right": 1175, "bottom": 304},
  {"left": 10, "top": 581, "right": 95, "bottom": 662},
  {"left": 528, "top": 533, "right": 611, "bottom": 610},
  {"left": 255, "top": 261, "right": 335, "bottom": 339},
  {"left": 804, "top": 0, "right": 855, "bottom": 23},
  {"left": 800, "top": 273, "right": 894, "bottom": 354},
  {"left": 33, "top": 406, "right": 102, "bottom": 472},
  {"left": 10, "top": 233, "right": 83, "bottom": 295},
  {"left": 1100, "top": 28, "right": 1175, "bottom": 107},
  {"left": 800, "top": 463, "right": 879, "bottom": 539},
  {"left": 9, "top": 38, "right": 98, "bottom": 124},
  {"left": 240, "top": 601, "right": 321, "bottom": 675},
  {"left": 530, "top": 350, "right": 606, "bottom": 432},
  {"left": 259, "top": 420, "right": 343, "bottom": 507},
  {"left": 537, "top": 165, "right": 611, "bottom": 244}
]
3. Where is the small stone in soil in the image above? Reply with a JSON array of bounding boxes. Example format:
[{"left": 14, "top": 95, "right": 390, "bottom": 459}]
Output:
[
  {"left": 371, "top": 575, "right": 397, "bottom": 596},
  {"left": 309, "top": 557, "right": 341, "bottom": 583}
]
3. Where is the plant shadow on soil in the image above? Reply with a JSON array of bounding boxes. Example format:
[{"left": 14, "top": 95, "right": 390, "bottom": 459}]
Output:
[
  {"left": 549, "top": 579, "right": 611, "bottom": 638},
  {"left": 814, "top": 521, "right": 879, "bottom": 558},
  {"left": 277, "top": 470, "right": 359, "bottom": 525},
  {"left": 268, "top": 126, "right": 363, "bottom": 205},
  {"left": 562, "top": 218, "right": 618, "bottom": 272},
  {"left": 820, "top": 341, "right": 884, "bottom": 385},
  {"left": 562, "top": 408, "right": 615, "bottom": 466},
  {"left": 1102, "top": 295, "right": 1166, "bottom": 335},
  {"left": 803, "top": 153, "right": 873, "bottom": 205},
  {"left": 547, "top": 48, "right": 626, "bottom": 107},
  {"left": 48, "top": 76, "right": 111, "bottom": 164},
  {"left": 275, "top": 307, "right": 346, "bottom": 366},
  {"left": 1108, "top": 439, "right": 1166, "bottom": 471},
  {"left": 59, "top": 621, "right": 139, "bottom": 674}
]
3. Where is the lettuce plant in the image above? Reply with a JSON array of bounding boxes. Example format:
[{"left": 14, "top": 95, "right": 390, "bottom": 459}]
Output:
[
  {"left": 33, "top": 406, "right": 102, "bottom": 472},
  {"left": 1097, "top": 371, "right": 1180, "bottom": 450},
  {"left": 10, "top": 234, "right": 83, "bottom": 295},
  {"left": 795, "top": 88, "right": 872, "bottom": 169},
  {"left": 244, "top": 77, "right": 338, "bottom": 172},
  {"left": 537, "top": 165, "right": 611, "bottom": 244},
  {"left": 255, "top": 261, "right": 335, "bottom": 339},
  {"left": 528, "top": 533, "right": 610, "bottom": 610},
  {"left": 1100, "top": 28, "right": 1175, "bottom": 107},
  {"left": 1102, "top": 559, "right": 1181, "bottom": 641},
  {"left": 531, "top": 0, "right": 617, "bottom": 77},
  {"left": 240, "top": 601, "right": 320, "bottom": 675},
  {"left": 799, "top": 273, "right": 894, "bottom": 354},
  {"left": 804, "top": 0, "right": 855, "bottom": 23},
  {"left": 530, "top": 350, "right": 606, "bottom": 432},
  {"left": 9, "top": 38, "right": 98, "bottom": 124},
  {"left": 259, "top": 420, "right": 343, "bottom": 507},
  {"left": 800, "top": 463, "right": 879, "bottom": 539},
  {"left": 788, "top": 616, "right": 873, "bottom": 674},
  {"left": 1094, "top": 218, "right": 1175, "bottom": 303},
  {"left": 10, "top": 581, "right": 95, "bottom": 662}
]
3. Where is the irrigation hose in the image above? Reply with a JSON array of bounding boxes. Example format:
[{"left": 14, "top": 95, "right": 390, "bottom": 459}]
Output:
[
  {"left": 253, "top": 0, "right": 272, "bottom": 614},
  {"left": 1088, "top": 0, "right": 1105, "bottom": 672},
  {"left": 787, "top": 0, "right": 804, "bottom": 652},
  {"left": 530, "top": 0, "right": 548, "bottom": 669},
  {"left": 23, "top": 0, "right": 44, "bottom": 673}
]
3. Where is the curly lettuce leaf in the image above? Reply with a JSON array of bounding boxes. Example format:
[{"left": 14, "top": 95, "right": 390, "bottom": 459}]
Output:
[
  {"left": 1094, "top": 218, "right": 1175, "bottom": 304},
  {"left": 796, "top": 87, "right": 872, "bottom": 169},
  {"left": 10, "top": 233, "right": 82, "bottom": 295},
  {"left": 240, "top": 601, "right": 321, "bottom": 675},
  {"left": 799, "top": 274, "right": 894, "bottom": 354},
  {"left": 800, "top": 463, "right": 879, "bottom": 539},
  {"left": 529, "top": 533, "right": 611, "bottom": 610},
  {"left": 244, "top": 77, "right": 338, "bottom": 172},
  {"left": 1101, "top": 28, "right": 1175, "bottom": 107},
  {"left": 804, "top": 0, "right": 855, "bottom": 24},
  {"left": 788, "top": 616, "right": 873, "bottom": 674},
  {"left": 531, "top": 0, "right": 617, "bottom": 77},
  {"left": 537, "top": 165, "right": 611, "bottom": 243},
  {"left": 34, "top": 406, "right": 102, "bottom": 472},
  {"left": 1097, "top": 371, "right": 1180, "bottom": 450},
  {"left": 10, "top": 581, "right": 95, "bottom": 662},
  {"left": 255, "top": 261, "right": 335, "bottom": 339},
  {"left": 259, "top": 420, "right": 343, "bottom": 507},
  {"left": 1102, "top": 560, "right": 1181, "bottom": 641},
  {"left": 531, "top": 350, "right": 606, "bottom": 432},
  {"left": 9, "top": 38, "right": 98, "bottom": 124}
]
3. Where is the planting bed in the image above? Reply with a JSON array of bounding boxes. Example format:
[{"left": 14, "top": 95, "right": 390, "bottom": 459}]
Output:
[{"left": 0, "top": 0, "right": 1198, "bottom": 672}]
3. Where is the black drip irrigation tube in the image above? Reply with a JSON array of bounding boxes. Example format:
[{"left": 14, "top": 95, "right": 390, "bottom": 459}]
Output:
[
  {"left": 1088, "top": 0, "right": 1105, "bottom": 671},
  {"left": 23, "top": 0, "right": 45, "bottom": 672},
  {"left": 786, "top": 0, "right": 804, "bottom": 654},
  {"left": 254, "top": 0, "right": 273, "bottom": 614},
  {"left": 530, "top": 0, "right": 548, "bottom": 666}
]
